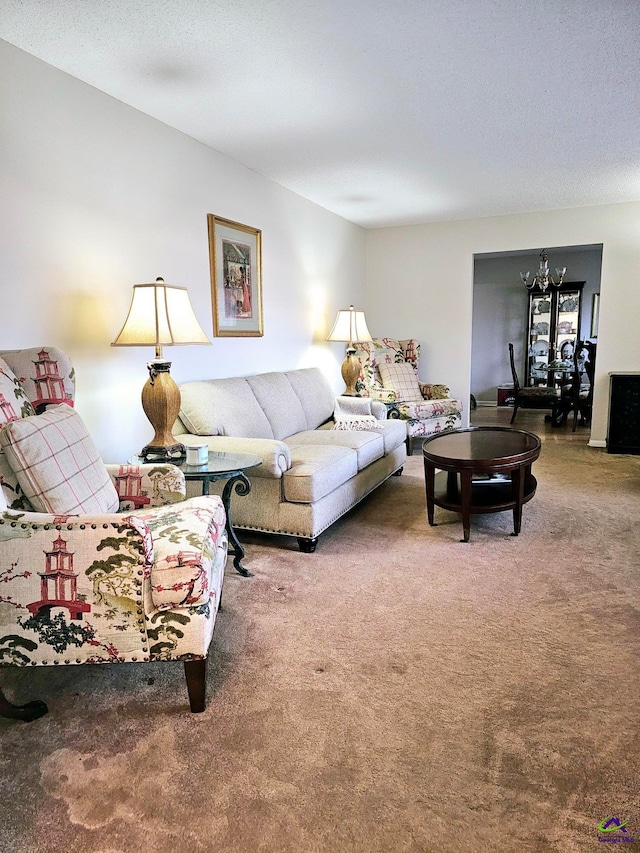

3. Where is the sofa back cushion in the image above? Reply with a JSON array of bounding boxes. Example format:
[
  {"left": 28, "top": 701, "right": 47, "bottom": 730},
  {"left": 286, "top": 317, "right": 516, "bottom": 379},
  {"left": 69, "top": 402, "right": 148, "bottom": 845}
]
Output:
[
  {"left": 245, "top": 372, "right": 307, "bottom": 440},
  {"left": 0, "top": 403, "right": 120, "bottom": 515},
  {"left": 284, "top": 368, "right": 335, "bottom": 430},
  {"left": 178, "top": 368, "right": 336, "bottom": 440},
  {"left": 179, "top": 377, "right": 274, "bottom": 438}
]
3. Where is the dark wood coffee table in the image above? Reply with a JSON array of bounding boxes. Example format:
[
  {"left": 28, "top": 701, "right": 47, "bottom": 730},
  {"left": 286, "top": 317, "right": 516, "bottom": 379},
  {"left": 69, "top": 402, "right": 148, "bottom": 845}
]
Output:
[{"left": 422, "top": 427, "right": 541, "bottom": 542}]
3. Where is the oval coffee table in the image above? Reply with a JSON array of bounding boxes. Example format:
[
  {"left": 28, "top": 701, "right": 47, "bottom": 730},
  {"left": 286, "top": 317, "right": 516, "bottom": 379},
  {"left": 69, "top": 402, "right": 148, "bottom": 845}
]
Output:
[{"left": 422, "top": 427, "right": 541, "bottom": 542}]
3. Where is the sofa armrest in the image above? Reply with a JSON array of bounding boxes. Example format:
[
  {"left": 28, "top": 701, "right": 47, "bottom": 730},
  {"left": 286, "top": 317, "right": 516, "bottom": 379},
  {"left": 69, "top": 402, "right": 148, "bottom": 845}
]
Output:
[
  {"left": 419, "top": 382, "right": 451, "bottom": 400},
  {"left": 334, "top": 396, "right": 387, "bottom": 421},
  {"left": 174, "top": 434, "right": 291, "bottom": 478},
  {"left": 105, "top": 463, "right": 187, "bottom": 509}
]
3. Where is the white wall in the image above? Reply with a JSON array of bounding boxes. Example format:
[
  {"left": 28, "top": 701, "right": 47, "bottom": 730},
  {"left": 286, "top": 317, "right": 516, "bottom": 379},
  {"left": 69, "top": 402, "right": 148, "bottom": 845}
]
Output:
[
  {"left": 366, "top": 206, "right": 640, "bottom": 446},
  {"left": 0, "top": 41, "right": 366, "bottom": 461}
]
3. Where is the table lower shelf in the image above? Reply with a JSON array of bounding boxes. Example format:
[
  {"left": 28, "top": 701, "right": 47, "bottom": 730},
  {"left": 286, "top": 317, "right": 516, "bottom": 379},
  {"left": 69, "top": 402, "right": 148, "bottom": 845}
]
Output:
[{"left": 431, "top": 471, "right": 537, "bottom": 515}]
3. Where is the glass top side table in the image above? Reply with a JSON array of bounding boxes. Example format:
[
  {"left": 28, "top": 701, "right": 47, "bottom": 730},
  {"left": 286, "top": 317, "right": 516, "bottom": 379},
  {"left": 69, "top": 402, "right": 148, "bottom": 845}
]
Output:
[{"left": 130, "top": 450, "right": 262, "bottom": 577}]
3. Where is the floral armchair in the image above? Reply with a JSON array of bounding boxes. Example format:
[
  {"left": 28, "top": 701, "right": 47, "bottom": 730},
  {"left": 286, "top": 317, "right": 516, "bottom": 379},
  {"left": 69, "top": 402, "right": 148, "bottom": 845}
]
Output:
[
  {"left": 0, "top": 347, "right": 227, "bottom": 718},
  {"left": 353, "top": 338, "right": 463, "bottom": 453}
]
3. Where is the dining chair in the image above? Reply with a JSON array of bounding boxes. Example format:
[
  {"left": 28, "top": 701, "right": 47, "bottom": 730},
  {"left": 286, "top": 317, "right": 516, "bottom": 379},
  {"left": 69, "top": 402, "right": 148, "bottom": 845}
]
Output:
[
  {"left": 508, "top": 343, "right": 561, "bottom": 425},
  {"left": 566, "top": 340, "right": 596, "bottom": 431}
]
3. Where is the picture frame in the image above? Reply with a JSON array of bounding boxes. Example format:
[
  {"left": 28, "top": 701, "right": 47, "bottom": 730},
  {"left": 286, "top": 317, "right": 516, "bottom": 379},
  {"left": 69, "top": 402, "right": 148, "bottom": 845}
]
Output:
[
  {"left": 591, "top": 292, "right": 600, "bottom": 338},
  {"left": 207, "top": 214, "right": 263, "bottom": 337}
]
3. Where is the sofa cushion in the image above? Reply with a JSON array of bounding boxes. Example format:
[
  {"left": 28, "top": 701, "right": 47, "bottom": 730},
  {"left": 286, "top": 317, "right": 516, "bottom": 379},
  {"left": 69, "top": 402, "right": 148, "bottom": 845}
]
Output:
[
  {"left": 283, "top": 445, "right": 358, "bottom": 503},
  {"left": 372, "top": 419, "right": 408, "bottom": 454},
  {"left": 179, "top": 377, "right": 273, "bottom": 438},
  {"left": 379, "top": 362, "right": 422, "bottom": 401},
  {"left": 286, "top": 429, "right": 384, "bottom": 471},
  {"left": 245, "top": 372, "right": 307, "bottom": 439},
  {"left": 284, "top": 368, "right": 335, "bottom": 430},
  {"left": 0, "top": 403, "right": 120, "bottom": 514}
]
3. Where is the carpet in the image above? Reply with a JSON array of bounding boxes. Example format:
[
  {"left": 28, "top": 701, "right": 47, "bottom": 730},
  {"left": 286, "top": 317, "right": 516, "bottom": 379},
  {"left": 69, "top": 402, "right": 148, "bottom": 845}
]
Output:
[{"left": 1, "top": 438, "right": 639, "bottom": 852}]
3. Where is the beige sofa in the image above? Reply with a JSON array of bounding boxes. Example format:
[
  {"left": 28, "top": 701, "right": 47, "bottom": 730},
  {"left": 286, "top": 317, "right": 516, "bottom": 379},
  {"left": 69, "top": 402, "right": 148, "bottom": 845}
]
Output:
[{"left": 174, "top": 368, "right": 407, "bottom": 551}]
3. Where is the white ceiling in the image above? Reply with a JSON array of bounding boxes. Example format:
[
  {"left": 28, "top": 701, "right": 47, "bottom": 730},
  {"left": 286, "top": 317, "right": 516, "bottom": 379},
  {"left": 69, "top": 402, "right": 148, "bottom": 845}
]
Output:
[{"left": 1, "top": 0, "right": 639, "bottom": 228}]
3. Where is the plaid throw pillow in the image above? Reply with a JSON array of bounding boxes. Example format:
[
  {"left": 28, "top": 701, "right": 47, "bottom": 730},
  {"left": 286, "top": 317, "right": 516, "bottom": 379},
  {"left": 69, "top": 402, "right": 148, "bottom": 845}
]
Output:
[
  {"left": 0, "top": 403, "right": 119, "bottom": 514},
  {"left": 378, "top": 362, "right": 422, "bottom": 402}
]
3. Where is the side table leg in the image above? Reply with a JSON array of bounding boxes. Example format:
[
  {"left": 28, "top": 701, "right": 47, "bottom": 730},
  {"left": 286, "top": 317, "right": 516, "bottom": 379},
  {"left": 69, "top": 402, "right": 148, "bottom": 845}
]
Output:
[
  {"left": 459, "top": 470, "right": 473, "bottom": 542},
  {"left": 424, "top": 460, "right": 436, "bottom": 526},
  {"left": 221, "top": 474, "right": 252, "bottom": 577}
]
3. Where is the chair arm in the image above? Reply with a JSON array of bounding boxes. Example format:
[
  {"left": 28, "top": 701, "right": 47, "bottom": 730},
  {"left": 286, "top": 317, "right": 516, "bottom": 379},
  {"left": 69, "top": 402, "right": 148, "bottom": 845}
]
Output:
[
  {"left": 105, "top": 463, "right": 187, "bottom": 509},
  {"left": 0, "top": 509, "right": 151, "bottom": 665},
  {"left": 0, "top": 496, "right": 227, "bottom": 665},
  {"left": 369, "top": 388, "right": 398, "bottom": 403},
  {"left": 174, "top": 435, "right": 291, "bottom": 478},
  {"left": 130, "top": 496, "right": 227, "bottom": 611},
  {"left": 419, "top": 382, "right": 451, "bottom": 400}
]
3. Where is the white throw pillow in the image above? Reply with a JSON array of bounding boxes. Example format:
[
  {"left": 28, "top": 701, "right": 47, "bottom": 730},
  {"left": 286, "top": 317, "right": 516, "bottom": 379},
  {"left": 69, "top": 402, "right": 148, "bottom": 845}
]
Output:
[
  {"left": 378, "top": 362, "right": 422, "bottom": 401},
  {"left": 0, "top": 403, "right": 119, "bottom": 514}
]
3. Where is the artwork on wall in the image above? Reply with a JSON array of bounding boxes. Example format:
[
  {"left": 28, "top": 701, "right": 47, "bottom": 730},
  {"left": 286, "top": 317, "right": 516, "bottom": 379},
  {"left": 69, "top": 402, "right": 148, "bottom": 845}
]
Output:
[
  {"left": 207, "top": 214, "right": 263, "bottom": 337},
  {"left": 591, "top": 293, "right": 600, "bottom": 338}
]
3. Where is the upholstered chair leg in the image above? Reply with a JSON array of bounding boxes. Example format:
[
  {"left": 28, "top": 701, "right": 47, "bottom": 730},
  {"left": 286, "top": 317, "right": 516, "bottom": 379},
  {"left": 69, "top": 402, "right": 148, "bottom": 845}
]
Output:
[
  {"left": 184, "top": 659, "right": 207, "bottom": 713},
  {"left": 406, "top": 436, "right": 414, "bottom": 455},
  {"left": 0, "top": 687, "right": 48, "bottom": 722}
]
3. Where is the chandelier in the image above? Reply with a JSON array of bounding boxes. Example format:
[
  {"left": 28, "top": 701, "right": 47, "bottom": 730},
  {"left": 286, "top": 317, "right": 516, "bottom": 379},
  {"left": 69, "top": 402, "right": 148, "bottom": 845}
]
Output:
[{"left": 520, "top": 249, "right": 566, "bottom": 292}]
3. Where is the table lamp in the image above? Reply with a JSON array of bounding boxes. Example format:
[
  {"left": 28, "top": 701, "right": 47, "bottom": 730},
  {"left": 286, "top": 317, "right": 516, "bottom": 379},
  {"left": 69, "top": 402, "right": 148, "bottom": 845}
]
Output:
[
  {"left": 112, "top": 277, "right": 211, "bottom": 459},
  {"left": 327, "top": 304, "right": 372, "bottom": 395}
]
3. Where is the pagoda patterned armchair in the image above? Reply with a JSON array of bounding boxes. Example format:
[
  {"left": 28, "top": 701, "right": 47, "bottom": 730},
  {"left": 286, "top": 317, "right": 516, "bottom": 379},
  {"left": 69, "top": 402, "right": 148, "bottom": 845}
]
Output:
[
  {"left": 0, "top": 347, "right": 227, "bottom": 717},
  {"left": 353, "top": 338, "right": 463, "bottom": 453}
]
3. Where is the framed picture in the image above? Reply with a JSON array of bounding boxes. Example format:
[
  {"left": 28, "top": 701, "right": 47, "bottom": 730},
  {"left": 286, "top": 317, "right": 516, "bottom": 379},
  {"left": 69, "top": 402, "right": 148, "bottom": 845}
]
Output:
[
  {"left": 591, "top": 292, "right": 600, "bottom": 338},
  {"left": 207, "top": 214, "right": 263, "bottom": 337}
]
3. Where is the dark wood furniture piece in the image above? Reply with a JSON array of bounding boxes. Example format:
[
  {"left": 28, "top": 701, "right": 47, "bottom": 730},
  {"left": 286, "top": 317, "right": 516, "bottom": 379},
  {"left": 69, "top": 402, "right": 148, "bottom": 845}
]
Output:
[
  {"left": 556, "top": 340, "right": 596, "bottom": 431},
  {"left": 132, "top": 450, "right": 261, "bottom": 576},
  {"left": 525, "top": 282, "right": 584, "bottom": 386},
  {"left": 608, "top": 372, "right": 640, "bottom": 454},
  {"left": 422, "top": 427, "right": 541, "bottom": 542},
  {"left": 509, "top": 343, "right": 561, "bottom": 425},
  {"left": 0, "top": 687, "right": 48, "bottom": 722}
]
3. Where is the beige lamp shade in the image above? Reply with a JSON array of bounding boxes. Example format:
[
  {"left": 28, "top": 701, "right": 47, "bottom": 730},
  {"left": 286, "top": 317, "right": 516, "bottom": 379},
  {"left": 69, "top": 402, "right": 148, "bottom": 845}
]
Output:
[
  {"left": 327, "top": 305, "right": 372, "bottom": 396},
  {"left": 111, "top": 278, "right": 210, "bottom": 460},
  {"left": 112, "top": 278, "right": 211, "bottom": 354},
  {"left": 327, "top": 305, "right": 372, "bottom": 347}
]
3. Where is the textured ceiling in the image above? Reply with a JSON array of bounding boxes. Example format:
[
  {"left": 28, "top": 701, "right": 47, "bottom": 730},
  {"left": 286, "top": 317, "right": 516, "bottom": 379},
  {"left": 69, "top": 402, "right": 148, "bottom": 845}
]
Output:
[{"left": 1, "top": 0, "right": 639, "bottom": 228}]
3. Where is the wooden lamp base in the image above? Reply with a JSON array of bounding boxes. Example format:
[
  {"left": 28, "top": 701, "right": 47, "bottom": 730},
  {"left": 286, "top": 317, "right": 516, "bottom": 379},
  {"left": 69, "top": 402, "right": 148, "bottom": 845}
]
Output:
[
  {"left": 340, "top": 349, "right": 361, "bottom": 396},
  {"left": 140, "top": 359, "right": 186, "bottom": 460}
]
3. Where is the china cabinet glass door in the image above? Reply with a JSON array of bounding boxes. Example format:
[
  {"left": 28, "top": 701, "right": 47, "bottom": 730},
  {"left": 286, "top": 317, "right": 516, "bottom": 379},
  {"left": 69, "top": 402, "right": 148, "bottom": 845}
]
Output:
[{"left": 526, "top": 283, "right": 583, "bottom": 387}]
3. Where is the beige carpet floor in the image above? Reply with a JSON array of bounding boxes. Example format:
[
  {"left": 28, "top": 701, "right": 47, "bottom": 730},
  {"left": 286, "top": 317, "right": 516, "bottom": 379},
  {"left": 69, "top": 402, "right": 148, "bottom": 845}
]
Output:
[{"left": 1, "top": 419, "right": 639, "bottom": 852}]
